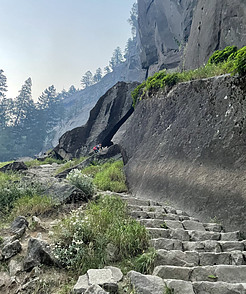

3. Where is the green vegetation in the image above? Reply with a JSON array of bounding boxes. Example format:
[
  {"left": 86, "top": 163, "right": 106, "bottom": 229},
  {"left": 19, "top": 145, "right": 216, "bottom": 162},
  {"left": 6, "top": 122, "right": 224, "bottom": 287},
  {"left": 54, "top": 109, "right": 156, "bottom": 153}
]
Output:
[
  {"left": 10, "top": 194, "right": 56, "bottom": 218},
  {"left": 55, "top": 156, "right": 87, "bottom": 175},
  {"left": 133, "top": 247, "right": 157, "bottom": 274},
  {"left": 0, "top": 161, "right": 14, "bottom": 168},
  {"left": 132, "top": 45, "right": 246, "bottom": 107},
  {"left": 0, "top": 172, "right": 43, "bottom": 216},
  {"left": 52, "top": 194, "right": 149, "bottom": 275},
  {"left": 25, "top": 157, "right": 65, "bottom": 168},
  {"left": 67, "top": 169, "right": 95, "bottom": 197},
  {"left": 70, "top": 160, "right": 128, "bottom": 193}
]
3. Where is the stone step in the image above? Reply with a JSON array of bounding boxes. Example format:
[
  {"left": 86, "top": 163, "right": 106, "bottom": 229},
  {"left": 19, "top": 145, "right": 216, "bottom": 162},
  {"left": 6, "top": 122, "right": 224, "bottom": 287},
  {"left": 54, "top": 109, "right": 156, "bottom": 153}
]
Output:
[
  {"left": 155, "top": 249, "right": 246, "bottom": 267},
  {"left": 130, "top": 210, "right": 187, "bottom": 221},
  {"left": 120, "top": 197, "right": 152, "bottom": 207},
  {"left": 151, "top": 238, "right": 246, "bottom": 252},
  {"left": 148, "top": 228, "right": 242, "bottom": 241},
  {"left": 164, "top": 279, "right": 246, "bottom": 294},
  {"left": 153, "top": 265, "right": 246, "bottom": 283}
]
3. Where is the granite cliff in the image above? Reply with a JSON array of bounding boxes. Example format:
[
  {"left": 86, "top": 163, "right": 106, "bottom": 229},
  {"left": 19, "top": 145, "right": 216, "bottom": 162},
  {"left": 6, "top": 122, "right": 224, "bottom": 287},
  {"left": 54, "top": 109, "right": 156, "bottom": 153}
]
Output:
[
  {"left": 119, "top": 75, "right": 246, "bottom": 233},
  {"left": 138, "top": 0, "right": 246, "bottom": 73}
]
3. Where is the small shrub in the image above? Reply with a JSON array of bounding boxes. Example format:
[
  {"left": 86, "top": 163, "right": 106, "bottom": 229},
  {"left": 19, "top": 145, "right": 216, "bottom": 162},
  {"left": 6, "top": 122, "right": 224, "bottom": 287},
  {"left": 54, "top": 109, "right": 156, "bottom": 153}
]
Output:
[
  {"left": 52, "top": 195, "right": 149, "bottom": 274},
  {"left": 208, "top": 45, "right": 238, "bottom": 65},
  {"left": 0, "top": 161, "right": 14, "bottom": 168},
  {"left": 67, "top": 169, "right": 95, "bottom": 197},
  {"left": 10, "top": 194, "right": 56, "bottom": 218},
  {"left": 132, "top": 82, "right": 146, "bottom": 107}
]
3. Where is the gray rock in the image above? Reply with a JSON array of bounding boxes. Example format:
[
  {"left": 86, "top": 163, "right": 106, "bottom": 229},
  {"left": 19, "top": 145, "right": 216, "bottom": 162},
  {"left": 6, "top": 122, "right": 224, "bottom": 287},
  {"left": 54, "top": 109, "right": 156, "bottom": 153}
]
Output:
[
  {"left": 150, "top": 238, "right": 183, "bottom": 251},
  {"left": 192, "top": 281, "right": 246, "bottom": 294},
  {"left": 8, "top": 259, "right": 23, "bottom": 276},
  {"left": 120, "top": 75, "right": 246, "bottom": 234},
  {"left": 153, "top": 265, "right": 192, "bottom": 281},
  {"left": 87, "top": 269, "right": 114, "bottom": 285},
  {"left": 74, "top": 274, "right": 90, "bottom": 294},
  {"left": 0, "top": 161, "right": 27, "bottom": 172},
  {"left": 164, "top": 279, "right": 195, "bottom": 294},
  {"left": 155, "top": 249, "right": 199, "bottom": 267},
  {"left": 10, "top": 216, "right": 29, "bottom": 237},
  {"left": 219, "top": 241, "right": 245, "bottom": 252},
  {"left": 0, "top": 272, "right": 11, "bottom": 290},
  {"left": 203, "top": 223, "right": 223, "bottom": 232},
  {"left": 199, "top": 252, "right": 231, "bottom": 266},
  {"left": 2, "top": 240, "right": 22, "bottom": 259},
  {"left": 53, "top": 82, "right": 139, "bottom": 159},
  {"left": 182, "top": 220, "right": 205, "bottom": 231},
  {"left": 104, "top": 266, "right": 123, "bottom": 283},
  {"left": 23, "top": 238, "right": 58, "bottom": 271},
  {"left": 164, "top": 220, "right": 184, "bottom": 230},
  {"left": 127, "top": 270, "right": 165, "bottom": 294},
  {"left": 84, "top": 284, "right": 108, "bottom": 294}
]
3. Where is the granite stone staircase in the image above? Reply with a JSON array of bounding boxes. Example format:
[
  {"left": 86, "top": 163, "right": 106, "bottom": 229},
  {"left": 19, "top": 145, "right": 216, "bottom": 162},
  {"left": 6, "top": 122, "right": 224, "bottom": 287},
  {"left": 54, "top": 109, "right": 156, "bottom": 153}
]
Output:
[{"left": 119, "top": 195, "right": 246, "bottom": 294}]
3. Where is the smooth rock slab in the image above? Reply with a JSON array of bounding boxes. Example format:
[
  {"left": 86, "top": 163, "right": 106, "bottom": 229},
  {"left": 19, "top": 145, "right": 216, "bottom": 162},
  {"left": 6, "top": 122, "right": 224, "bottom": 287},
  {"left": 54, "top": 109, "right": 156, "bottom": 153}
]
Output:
[
  {"left": 127, "top": 270, "right": 165, "bottom": 294},
  {"left": 153, "top": 265, "right": 192, "bottom": 281}
]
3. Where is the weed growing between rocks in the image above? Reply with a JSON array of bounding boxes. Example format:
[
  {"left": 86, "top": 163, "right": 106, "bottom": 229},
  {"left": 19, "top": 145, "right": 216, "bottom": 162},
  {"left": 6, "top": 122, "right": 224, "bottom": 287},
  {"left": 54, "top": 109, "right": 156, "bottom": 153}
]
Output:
[
  {"left": 52, "top": 194, "right": 149, "bottom": 275},
  {"left": 132, "top": 45, "right": 246, "bottom": 107}
]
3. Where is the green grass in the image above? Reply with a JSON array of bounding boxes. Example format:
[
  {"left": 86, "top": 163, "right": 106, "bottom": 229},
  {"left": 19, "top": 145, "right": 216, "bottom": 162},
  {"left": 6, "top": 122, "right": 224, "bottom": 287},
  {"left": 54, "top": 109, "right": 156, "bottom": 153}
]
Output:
[
  {"left": 0, "top": 172, "right": 44, "bottom": 217},
  {"left": 0, "top": 161, "right": 14, "bottom": 168},
  {"left": 52, "top": 194, "right": 149, "bottom": 275},
  {"left": 80, "top": 160, "right": 127, "bottom": 193},
  {"left": 132, "top": 45, "right": 246, "bottom": 107},
  {"left": 10, "top": 194, "right": 57, "bottom": 219},
  {"left": 25, "top": 157, "right": 65, "bottom": 168}
]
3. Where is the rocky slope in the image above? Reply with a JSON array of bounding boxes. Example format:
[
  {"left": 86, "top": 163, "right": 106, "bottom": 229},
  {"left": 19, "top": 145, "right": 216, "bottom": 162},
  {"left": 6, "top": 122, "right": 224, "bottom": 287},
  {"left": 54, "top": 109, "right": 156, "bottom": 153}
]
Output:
[
  {"left": 119, "top": 74, "right": 246, "bottom": 234},
  {"left": 53, "top": 82, "right": 138, "bottom": 160}
]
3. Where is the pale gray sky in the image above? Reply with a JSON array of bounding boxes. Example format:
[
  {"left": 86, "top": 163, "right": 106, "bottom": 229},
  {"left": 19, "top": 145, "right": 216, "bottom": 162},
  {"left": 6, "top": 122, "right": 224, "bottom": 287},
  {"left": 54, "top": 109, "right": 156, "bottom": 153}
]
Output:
[{"left": 0, "top": 0, "right": 135, "bottom": 100}]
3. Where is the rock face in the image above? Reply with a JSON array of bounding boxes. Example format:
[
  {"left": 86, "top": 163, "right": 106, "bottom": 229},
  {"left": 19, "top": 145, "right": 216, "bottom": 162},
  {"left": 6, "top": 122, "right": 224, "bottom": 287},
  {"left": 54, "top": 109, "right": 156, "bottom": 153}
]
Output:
[
  {"left": 54, "top": 82, "right": 139, "bottom": 159},
  {"left": 138, "top": 0, "right": 246, "bottom": 73},
  {"left": 184, "top": 0, "right": 246, "bottom": 69},
  {"left": 120, "top": 75, "right": 246, "bottom": 233},
  {"left": 138, "top": 0, "right": 198, "bottom": 75}
]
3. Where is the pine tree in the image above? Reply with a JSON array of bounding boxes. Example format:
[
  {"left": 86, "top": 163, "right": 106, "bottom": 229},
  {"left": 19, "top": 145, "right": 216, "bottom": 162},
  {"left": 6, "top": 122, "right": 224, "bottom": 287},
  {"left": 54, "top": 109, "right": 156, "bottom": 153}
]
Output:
[
  {"left": 0, "top": 69, "right": 7, "bottom": 99},
  {"left": 128, "top": 2, "right": 138, "bottom": 38},
  {"left": 13, "top": 77, "right": 33, "bottom": 127},
  {"left": 109, "top": 47, "right": 124, "bottom": 70},
  {"left": 93, "top": 68, "right": 102, "bottom": 83},
  {"left": 0, "top": 70, "right": 8, "bottom": 128},
  {"left": 104, "top": 66, "right": 111, "bottom": 75},
  {"left": 81, "top": 71, "right": 93, "bottom": 88}
]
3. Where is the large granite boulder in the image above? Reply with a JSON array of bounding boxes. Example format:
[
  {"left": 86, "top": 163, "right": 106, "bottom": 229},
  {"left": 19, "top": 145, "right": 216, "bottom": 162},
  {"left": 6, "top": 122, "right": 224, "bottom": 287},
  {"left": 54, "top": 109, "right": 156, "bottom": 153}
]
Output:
[
  {"left": 53, "top": 82, "right": 138, "bottom": 160},
  {"left": 120, "top": 75, "right": 246, "bottom": 234}
]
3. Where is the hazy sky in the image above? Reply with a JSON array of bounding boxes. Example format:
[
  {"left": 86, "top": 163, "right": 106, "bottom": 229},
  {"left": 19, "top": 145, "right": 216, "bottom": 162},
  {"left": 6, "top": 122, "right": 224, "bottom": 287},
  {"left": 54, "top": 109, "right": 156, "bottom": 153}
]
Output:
[{"left": 0, "top": 0, "right": 135, "bottom": 100}]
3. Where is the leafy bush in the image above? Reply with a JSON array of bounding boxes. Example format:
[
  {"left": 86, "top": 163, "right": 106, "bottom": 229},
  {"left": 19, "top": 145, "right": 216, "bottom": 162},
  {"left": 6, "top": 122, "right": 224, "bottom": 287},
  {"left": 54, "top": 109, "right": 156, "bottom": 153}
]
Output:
[
  {"left": 67, "top": 169, "right": 95, "bottom": 197},
  {"left": 208, "top": 45, "right": 238, "bottom": 65},
  {"left": 233, "top": 47, "right": 246, "bottom": 76},
  {"left": 52, "top": 195, "right": 149, "bottom": 274},
  {"left": 10, "top": 194, "right": 56, "bottom": 218},
  {"left": 132, "top": 82, "right": 146, "bottom": 108},
  {"left": 0, "top": 161, "right": 14, "bottom": 168},
  {"left": 93, "top": 161, "right": 127, "bottom": 192}
]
